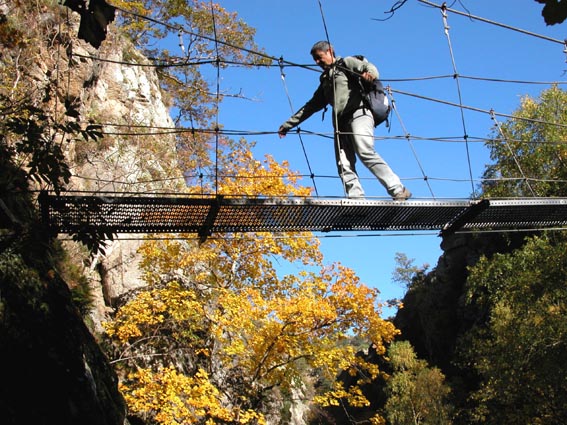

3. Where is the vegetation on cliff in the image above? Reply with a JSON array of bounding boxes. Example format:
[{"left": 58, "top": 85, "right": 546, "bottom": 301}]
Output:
[{"left": 3, "top": 1, "right": 567, "bottom": 424}]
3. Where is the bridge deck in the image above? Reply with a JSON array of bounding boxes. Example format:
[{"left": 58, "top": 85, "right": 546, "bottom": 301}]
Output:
[{"left": 38, "top": 193, "right": 567, "bottom": 238}]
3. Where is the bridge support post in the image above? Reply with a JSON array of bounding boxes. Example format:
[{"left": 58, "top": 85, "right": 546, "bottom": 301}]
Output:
[
  {"left": 198, "top": 195, "right": 223, "bottom": 243},
  {"left": 441, "top": 199, "right": 489, "bottom": 236}
]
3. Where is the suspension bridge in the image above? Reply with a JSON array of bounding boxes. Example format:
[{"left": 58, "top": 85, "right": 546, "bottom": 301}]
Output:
[
  {"left": 26, "top": 1, "right": 567, "bottom": 241},
  {"left": 39, "top": 193, "right": 567, "bottom": 240}
]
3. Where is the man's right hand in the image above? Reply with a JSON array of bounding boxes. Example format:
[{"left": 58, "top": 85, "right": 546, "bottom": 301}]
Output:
[
  {"left": 361, "top": 71, "right": 376, "bottom": 82},
  {"left": 278, "top": 126, "right": 288, "bottom": 138}
]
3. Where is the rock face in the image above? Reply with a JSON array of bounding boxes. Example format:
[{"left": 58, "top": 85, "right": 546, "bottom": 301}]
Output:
[
  {"left": 61, "top": 18, "right": 183, "bottom": 327},
  {"left": 394, "top": 231, "right": 530, "bottom": 371},
  {"left": 1, "top": 2, "right": 183, "bottom": 424},
  {"left": 0, "top": 253, "right": 126, "bottom": 425}
]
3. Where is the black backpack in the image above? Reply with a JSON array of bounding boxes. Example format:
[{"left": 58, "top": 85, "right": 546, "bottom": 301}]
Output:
[{"left": 339, "top": 55, "right": 391, "bottom": 127}]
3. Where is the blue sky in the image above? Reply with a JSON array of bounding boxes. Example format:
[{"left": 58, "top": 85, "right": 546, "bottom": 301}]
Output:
[{"left": 195, "top": 0, "right": 567, "bottom": 313}]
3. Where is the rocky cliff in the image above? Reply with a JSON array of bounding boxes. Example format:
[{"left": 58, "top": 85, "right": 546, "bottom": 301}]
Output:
[
  {"left": 1, "top": 2, "right": 182, "bottom": 423},
  {"left": 60, "top": 13, "right": 184, "bottom": 330}
]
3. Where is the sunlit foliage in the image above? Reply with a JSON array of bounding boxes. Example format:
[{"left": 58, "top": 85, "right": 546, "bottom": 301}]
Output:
[
  {"left": 385, "top": 341, "right": 452, "bottom": 425},
  {"left": 482, "top": 85, "right": 567, "bottom": 197},
  {"left": 462, "top": 234, "right": 567, "bottom": 424},
  {"left": 104, "top": 142, "right": 398, "bottom": 423},
  {"left": 457, "top": 86, "right": 567, "bottom": 423}
]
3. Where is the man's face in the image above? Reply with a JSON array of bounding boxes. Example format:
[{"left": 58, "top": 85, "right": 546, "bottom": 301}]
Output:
[{"left": 312, "top": 48, "right": 334, "bottom": 69}]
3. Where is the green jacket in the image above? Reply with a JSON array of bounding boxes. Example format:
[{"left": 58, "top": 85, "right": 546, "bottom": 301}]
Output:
[{"left": 280, "top": 55, "right": 379, "bottom": 131}]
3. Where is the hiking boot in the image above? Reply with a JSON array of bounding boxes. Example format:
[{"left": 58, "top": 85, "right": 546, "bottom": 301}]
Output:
[{"left": 393, "top": 187, "right": 412, "bottom": 201}]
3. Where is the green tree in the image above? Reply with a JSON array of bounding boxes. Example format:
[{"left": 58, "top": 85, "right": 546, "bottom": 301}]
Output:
[
  {"left": 482, "top": 85, "right": 567, "bottom": 197},
  {"left": 392, "top": 86, "right": 567, "bottom": 424},
  {"left": 462, "top": 234, "right": 567, "bottom": 424},
  {"left": 392, "top": 252, "right": 429, "bottom": 290},
  {"left": 385, "top": 341, "right": 452, "bottom": 425},
  {"left": 456, "top": 86, "right": 567, "bottom": 423},
  {"left": 104, "top": 139, "right": 399, "bottom": 424}
]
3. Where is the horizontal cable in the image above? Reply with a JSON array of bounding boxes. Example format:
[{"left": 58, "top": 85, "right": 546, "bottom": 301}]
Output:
[
  {"left": 107, "top": 2, "right": 320, "bottom": 73},
  {"left": 69, "top": 51, "right": 567, "bottom": 86},
  {"left": 459, "top": 75, "right": 567, "bottom": 85},
  {"left": 97, "top": 121, "right": 567, "bottom": 144},
  {"left": 392, "top": 88, "right": 567, "bottom": 128},
  {"left": 418, "top": 0, "right": 565, "bottom": 45},
  {"left": 68, "top": 172, "right": 567, "bottom": 188},
  {"left": 385, "top": 74, "right": 567, "bottom": 84},
  {"left": 71, "top": 52, "right": 317, "bottom": 70}
]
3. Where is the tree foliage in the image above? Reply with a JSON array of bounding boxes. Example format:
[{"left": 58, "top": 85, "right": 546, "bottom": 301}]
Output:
[
  {"left": 462, "top": 234, "right": 567, "bottom": 424},
  {"left": 454, "top": 87, "right": 567, "bottom": 423},
  {"left": 1, "top": 1, "right": 400, "bottom": 423},
  {"left": 385, "top": 341, "right": 452, "bottom": 425},
  {"left": 391, "top": 83, "right": 567, "bottom": 424},
  {"left": 392, "top": 252, "right": 429, "bottom": 290},
  {"left": 482, "top": 85, "right": 567, "bottom": 197},
  {"left": 104, "top": 140, "right": 399, "bottom": 424}
]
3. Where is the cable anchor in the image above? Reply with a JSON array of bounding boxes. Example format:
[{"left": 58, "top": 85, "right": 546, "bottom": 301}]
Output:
[
  {"left": 441, "top": 2, "right": 450, "bottom": 36},
  {"left": 278, "top": 56, "right": 286, "bottom": 78}
]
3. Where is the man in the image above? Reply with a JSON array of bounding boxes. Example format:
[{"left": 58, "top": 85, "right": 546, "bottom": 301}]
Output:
[{"left": 278, "top": 41, "right": 411, "bottom": 200}]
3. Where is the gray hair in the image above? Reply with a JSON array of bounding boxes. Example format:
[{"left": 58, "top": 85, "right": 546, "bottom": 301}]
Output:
[{"left": 310, "top": 40, "right": 333, "bottom": 55}]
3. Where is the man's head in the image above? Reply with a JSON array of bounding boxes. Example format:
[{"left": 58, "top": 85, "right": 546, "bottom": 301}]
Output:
[{"left": 310, "top": 40, "right": 335, "bottom": 69}]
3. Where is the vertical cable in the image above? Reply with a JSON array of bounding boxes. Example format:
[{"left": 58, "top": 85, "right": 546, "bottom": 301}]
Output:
[
  {"left": 388, "top": 87, "right": 435, "bottom": 198},
  {"left": 441, "top": 4, "right": 476, "bottom": 198},
  {"left": 490, "top": 109, "right": 536, "bottom": 196},
  {"left": 317, "top": 0, "right": 331, "bottom": 43},
  {"left": 316, "top": 0, "right": 349, "bottom": 197},
  {"left": 179, "top": 27, "right": 205, "bottom": 194},
  {"left": 210, "top": 1, "right": 221, "bottom": 195},
  {"left": 278, "top": 58, "right": 319, "bottom": 196}
]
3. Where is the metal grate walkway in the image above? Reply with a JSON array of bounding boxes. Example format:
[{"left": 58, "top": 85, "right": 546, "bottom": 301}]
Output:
[{"left": 38, "top": 192, "right": 567, "bottom": 238}]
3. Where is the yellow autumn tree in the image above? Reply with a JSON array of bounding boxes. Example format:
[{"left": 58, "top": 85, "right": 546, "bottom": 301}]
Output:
[{"left": 104, "top": 138, "right": 398, "bottom": 423}]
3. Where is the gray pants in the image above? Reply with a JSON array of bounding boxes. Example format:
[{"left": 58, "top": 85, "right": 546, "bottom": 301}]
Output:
[{"left": 335, "top": 108, "right": 403, "bottom": 198}]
